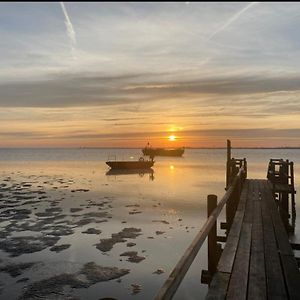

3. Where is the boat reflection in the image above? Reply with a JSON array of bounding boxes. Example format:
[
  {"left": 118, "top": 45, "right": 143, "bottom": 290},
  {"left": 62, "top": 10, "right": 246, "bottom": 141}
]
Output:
[{"left": 105, "top": 168, "right": 155, "bottom": 181}]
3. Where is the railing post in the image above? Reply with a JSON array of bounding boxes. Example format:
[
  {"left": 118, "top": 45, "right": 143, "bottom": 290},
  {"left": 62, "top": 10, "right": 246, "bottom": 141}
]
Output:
[
  {"left": 243, "top": 158, "right": 247, "bottom": 181},
  {"left": 226, "top": 140, "right": 231, "bottom": 189},
  {"left": 226, "top": 193, "right": 234, "bottom": 232},
  {"left": 207, "top": 194, "right": 218, "bottom": 277},
  {"left": 291, "top": 161, "right": 295, "bottom": 202},
  {"left": 202, "top": 194, "right": 218, "bottom": 285}
]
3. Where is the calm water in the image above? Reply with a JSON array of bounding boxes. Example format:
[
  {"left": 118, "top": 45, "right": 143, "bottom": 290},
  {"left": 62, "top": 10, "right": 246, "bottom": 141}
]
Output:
[{"left": 0, "top": 148, "right": 299, "bottom": 300}]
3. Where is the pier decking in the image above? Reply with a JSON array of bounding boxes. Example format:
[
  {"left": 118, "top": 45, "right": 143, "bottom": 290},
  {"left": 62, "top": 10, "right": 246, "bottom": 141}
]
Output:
[
  {"left": 155, "top": 140, "right": 300, "bottom": 300},
  {"left": 206, "top": 179, "right": 300, "bottom": 300}
]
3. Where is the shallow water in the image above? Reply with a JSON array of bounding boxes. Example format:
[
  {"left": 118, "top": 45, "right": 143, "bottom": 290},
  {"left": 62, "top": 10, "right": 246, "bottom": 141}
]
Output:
[{"left": 0, "top": 148, "right": 299, "bottom": 299}]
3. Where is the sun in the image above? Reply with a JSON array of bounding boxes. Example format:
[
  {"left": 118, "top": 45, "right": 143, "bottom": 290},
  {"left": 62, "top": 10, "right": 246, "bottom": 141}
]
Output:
[{"left": 168, "top": 135, "right": 176, "bottom": 141}]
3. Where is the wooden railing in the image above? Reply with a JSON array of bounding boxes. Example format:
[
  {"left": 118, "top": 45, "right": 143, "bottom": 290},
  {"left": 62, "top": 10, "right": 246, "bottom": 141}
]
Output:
[
  {"left": 155, "top": 162, "right": 247, "bottom": 300},
  {"left": 267, "top": 158, "right": 296, "bottom": 233}
]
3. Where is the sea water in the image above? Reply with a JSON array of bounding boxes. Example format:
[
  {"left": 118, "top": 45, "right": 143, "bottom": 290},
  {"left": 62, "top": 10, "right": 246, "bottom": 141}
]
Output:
[{"left": 0, "top": 148, "right": 299, "bottom": 300}]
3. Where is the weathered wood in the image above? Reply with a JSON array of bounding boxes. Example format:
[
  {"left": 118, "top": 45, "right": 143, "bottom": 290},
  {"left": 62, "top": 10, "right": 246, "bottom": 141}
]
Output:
[
  {"left": 216, "top": 235, "right": 227, "bottom": 243},
  {"left": 261, "top": 182, "right": 288, "bottom": 299},
  {"left": 290, "top": 243, "right": 300, "bottom": 250},
  {"left": 291, "top": 161, "right": 295, "bottom": 202},
  {"left": 264, "top": 181, "right": 294, "bottom": 256},
  {"left": 208, "top": 195, "right": 218, "bottom": 276},
  {"left": 243, "top": 179, "right": 253, "bottom": 224},
  {"left": 226, "top": 139, "right": 231, "bottom": 189},
  {"left": 248, "top": 180, "right": 266, "bottom": 300},
  {"left": 217, "top": 211, "right": 244, "bottom": 274},
  {"left": 274, "top": 183, "right": 295, "bottom": 193},
  {"left": 205, "top": 157, "right": 298, "bottom": 300},
  {"left": 217, "top": 180, "right": 249, "bottom": 274},
  {"left": 226, "top": 223, "right": 252, "bottom": 300},
  {"left": 205, "top": 272, "right": 230, "bottom": 300},
  {"left": 264, "top": 176, "right": 300, "bottom": 300},
  {"left": 280, "top": 254, "right": 300, "bottom": 300}
]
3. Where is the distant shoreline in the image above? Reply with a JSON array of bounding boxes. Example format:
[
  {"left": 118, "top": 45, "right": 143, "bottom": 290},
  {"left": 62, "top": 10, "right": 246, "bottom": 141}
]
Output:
[{"left": 1, "top": 147, "right": 300, "bottom": 150}]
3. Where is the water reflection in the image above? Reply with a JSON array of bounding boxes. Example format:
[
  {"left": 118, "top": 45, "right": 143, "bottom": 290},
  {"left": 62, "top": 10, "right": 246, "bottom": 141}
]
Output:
[{"left": 105, "top": 168, "right": 155, "bottom": 181}]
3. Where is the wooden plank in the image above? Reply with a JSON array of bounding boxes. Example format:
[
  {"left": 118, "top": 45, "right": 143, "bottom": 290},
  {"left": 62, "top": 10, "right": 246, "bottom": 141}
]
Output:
[
  {"left": 261, "top": 182, "right": 288, "bottom": 299},
  {"left": 236, "top": 179, "right": 249, "bottom": 212},
  {"left": 274, "top": 183, "right": 295, "bottom": 193},
  {"left": 248, "top": 181, "right": 266, "bottom": 300},
  {"left": 290, "top": 243, "right": 300, "bottom": 250},
  {"left": 205, "top": 272, "right": 230, "bottom": 300},
  {"left": 264, "top": 181, "right": 294, "bottom": 256},
  {"left": 206, "top": 180, "right": 249, "bottom": 299},
  {"left": 280, "top": 254, "right": 300, "bottom": 300},
  {"left": 243, "top": 179, "right": 253, "bottom": 224},
  {"left": 226, "top": 223, "right": 252, "bottom": 300},
  {"left": 217, "top": 180, "right": 249, "bottom": 274}
]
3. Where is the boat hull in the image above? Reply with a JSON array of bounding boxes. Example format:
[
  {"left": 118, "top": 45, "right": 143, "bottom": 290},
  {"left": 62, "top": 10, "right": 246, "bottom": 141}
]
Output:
[
  {"left": 106, "top": 168, "right": 154, "bottom": 176},
  {"left": 106, "top": 161, "right": 154, "bottom": 169},
  {"left": 142, "top": 148, "right": 184, "bottom": 157}
]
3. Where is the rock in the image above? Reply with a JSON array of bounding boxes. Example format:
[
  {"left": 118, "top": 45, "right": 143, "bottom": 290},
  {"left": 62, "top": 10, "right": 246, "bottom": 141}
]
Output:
[
  {"left": 16, "top": 277, "right": 29, "bottom": 283},
  {"left": 155, "top": 231, "right": 165, "bottom": 235},
  {"left": 153, "top": 268, "right": 165, "bottom": 275},
  {"left": 152, "top": 220, "right": 170, "bottom": 224},
  {"left": 131, "top": 283, "right": 142, "bottom": 294},
  {"left": 81, "top": 262, "right": 129, "bottom": 283},
  {"left": 49, "top": 244, "right": 70, "bottom": 252},
  {"left": 82, "top": 228, "right": 101, "bottom": 235},
  {"left": 120, "top": 251, "right": 145, "bottom": 263},
  {"left": 0, "top": 235, "right": 60, "bottom": 256},
  {"left": 0, "top": 262, "right": 36, "bottom": 277},
  {"left": 95, "top": 228, "right": 142, "bottom": 252},
  {"left": 70, "top": 208, "right": 83, "bottom": 213}
]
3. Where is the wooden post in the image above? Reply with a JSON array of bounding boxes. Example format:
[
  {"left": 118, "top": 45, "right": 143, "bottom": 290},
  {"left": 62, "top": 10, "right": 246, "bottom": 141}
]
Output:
[
  {"left": 226, "top": 140, "right": 231, "bottom": 189},
  {"left": 291, "top": 161, "right": 295, "bottom": 202},
  {"left": 234, "top": 176, "right": 241, "bottom": 212},
  {"left": 243, "top": 158, "right": 247, "bottom": 181},
  {"left": 207, "top": 194, "right": 218, "bottom": 278},
  {"left": 226, "top": 189, "right": 235, "bottom": 233}
]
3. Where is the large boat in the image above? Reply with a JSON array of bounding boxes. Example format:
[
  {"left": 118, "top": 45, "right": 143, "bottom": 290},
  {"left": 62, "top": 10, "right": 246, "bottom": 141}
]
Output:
[
  {"left": 106, "top": 157, "right": 154, "bottom": 170},
  {"left": 106, "top": 168, "right": 154, "bottom": 176},
  {"left": 142, "top": 145, "right": 185, "bottom": 157}
]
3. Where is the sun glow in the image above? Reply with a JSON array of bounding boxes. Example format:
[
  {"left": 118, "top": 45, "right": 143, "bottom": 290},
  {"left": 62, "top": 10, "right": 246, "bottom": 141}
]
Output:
[{"left": 168, "top": 135, "right": 176, "bottom": 141}]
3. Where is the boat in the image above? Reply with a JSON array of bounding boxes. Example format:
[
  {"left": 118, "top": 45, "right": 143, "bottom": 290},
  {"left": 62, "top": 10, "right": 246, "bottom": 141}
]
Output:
[
  {"left": 106, "top": 168, "right": 154, "bottom": 176},
  {"left": 106, "top": 157, "right": 154, "bottom": 170},
  {"left": 142, "top": 144, "right": 185, "bottom": 157}
]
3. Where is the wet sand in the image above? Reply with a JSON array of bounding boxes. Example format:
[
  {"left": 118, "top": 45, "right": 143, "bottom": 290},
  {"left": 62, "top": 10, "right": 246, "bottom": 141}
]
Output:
[{"left": 0, "top": 163, "right": 207, "bottom": 300}]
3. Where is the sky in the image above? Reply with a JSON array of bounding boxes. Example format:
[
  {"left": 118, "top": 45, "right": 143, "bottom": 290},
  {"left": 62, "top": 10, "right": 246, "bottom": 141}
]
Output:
[{"left": 1, "top": 1, "right": 300, "bottom": 148}]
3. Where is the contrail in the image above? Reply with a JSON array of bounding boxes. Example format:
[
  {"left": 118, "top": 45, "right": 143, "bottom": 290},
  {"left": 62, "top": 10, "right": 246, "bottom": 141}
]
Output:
[
  {"left": 60, "top": 2, "right": 76, "bottom": 58},
  {"left": 207, "top": 2, "right": 259, "bottom": 41}
]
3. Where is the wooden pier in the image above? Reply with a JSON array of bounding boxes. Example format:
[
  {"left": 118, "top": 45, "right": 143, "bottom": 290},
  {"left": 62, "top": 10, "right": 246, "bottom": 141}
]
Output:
[{"left": 155, "top": 140, "right": 300, "bottom": 300}]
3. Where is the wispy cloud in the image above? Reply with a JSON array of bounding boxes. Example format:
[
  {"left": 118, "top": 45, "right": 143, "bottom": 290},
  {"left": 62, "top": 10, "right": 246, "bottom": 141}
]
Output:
[
  {"left": 207, "top": 2, "right": 259, "bottom": 41},
  {"left": 1, "top": 72, "right": 300, "bottom": 110},
  {"left": 60, "top": 2, "right": 77, "bottom": 59}
]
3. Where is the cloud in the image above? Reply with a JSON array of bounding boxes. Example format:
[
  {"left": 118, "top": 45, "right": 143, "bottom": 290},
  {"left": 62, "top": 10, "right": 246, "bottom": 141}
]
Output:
[
  {"left": 1, "top": 128, "right": 299, "bottom": 142},
  {"left": 60, "top": 2, "right": 77, "bottom": 58},
  {"left": 1, "top": 72, "right": 300, "bottom": 111}
]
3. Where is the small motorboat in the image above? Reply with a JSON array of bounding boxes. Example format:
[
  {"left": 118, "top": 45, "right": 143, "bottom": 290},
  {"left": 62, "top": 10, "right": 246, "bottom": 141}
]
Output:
[{"left": 106, "top": 156, "right": 154, "bottom": 170}]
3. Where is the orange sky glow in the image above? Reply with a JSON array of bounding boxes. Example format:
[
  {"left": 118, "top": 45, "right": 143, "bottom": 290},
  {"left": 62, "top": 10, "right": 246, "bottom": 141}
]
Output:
[{"left": 1, "top": 2, "right": 300, "bottom": 148}]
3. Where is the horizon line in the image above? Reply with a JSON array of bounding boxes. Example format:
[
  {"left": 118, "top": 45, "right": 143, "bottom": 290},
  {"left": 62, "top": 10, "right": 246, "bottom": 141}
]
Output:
[{"left": 1, "top": 146, "right": 300, "bottom": 150}]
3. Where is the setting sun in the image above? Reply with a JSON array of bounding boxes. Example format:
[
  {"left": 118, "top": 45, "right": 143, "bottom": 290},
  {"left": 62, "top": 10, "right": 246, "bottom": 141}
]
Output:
[{"left": 168, "top": 135, "right": 176, "bottom": 141}]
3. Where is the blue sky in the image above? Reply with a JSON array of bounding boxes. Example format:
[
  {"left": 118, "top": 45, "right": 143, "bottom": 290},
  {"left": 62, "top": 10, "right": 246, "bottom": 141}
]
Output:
[{"left": 0, "top": 2, "right": 300, "bottom": 147}]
